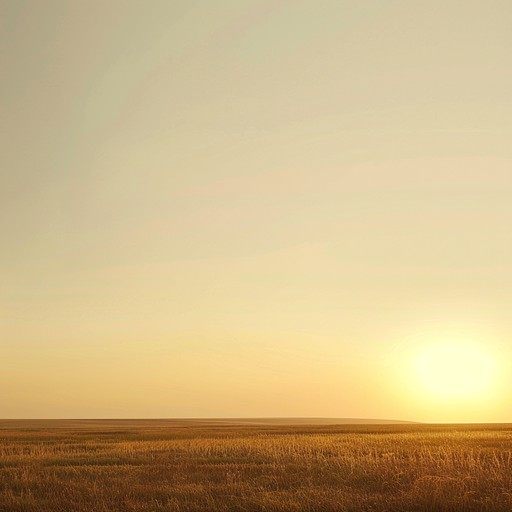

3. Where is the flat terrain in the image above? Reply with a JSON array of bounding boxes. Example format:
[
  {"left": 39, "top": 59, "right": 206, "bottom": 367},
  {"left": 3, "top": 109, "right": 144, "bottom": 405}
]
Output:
[{"left": 1, "top": 420, "right": 511, "bottom": 512}]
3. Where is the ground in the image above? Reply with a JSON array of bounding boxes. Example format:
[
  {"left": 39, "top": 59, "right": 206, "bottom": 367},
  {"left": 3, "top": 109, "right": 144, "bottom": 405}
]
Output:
[{"left": 1, "top": 420, "right": 511, "bottom": 511}]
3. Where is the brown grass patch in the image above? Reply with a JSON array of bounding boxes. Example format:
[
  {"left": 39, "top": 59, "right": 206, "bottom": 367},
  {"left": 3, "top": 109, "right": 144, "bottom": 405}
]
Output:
[{"left": 1, "top": 421, "right": 511, "bottom": 511}]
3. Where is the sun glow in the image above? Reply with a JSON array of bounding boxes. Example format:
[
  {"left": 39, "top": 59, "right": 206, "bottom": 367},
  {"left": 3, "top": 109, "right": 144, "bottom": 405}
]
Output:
[
  {"left": 414, "top": 339, "right": 496, "bottom": 401},
  {"left": 389, "top": 329, "right": 509, "bottom": 422}
]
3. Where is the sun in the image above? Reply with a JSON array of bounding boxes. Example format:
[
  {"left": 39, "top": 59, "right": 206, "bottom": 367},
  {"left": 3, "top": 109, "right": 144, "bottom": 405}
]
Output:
[{"left": 414, "top": 339, "right": 495, "bottom": 401}]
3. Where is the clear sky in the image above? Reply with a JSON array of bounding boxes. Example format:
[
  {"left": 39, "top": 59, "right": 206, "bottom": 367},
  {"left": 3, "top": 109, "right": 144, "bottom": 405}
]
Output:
[{"left": 2, "top": 0, "right": 512, "bottom": 422}]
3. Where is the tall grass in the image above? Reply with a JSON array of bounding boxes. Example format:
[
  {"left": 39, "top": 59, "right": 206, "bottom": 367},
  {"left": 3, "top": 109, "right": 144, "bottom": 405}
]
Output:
[{"left": 1, "top": 421, "right": 511, "bottom": 511}]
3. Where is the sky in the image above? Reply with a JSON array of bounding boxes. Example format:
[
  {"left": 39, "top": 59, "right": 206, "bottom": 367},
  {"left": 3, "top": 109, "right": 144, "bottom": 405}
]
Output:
[{"left": 1, "top": 0, "right": 512, "bottom": 422}]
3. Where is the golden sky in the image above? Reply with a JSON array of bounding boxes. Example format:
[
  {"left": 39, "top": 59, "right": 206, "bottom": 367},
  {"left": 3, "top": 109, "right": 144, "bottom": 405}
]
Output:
[{"left": 2, "top": 0, "right": 512, "bottom": 422}]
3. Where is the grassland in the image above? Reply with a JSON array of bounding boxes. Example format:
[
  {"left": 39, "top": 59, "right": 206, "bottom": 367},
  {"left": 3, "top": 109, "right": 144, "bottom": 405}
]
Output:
[{"left": 1, "top": 420, "right": 512, "bottom": 511}]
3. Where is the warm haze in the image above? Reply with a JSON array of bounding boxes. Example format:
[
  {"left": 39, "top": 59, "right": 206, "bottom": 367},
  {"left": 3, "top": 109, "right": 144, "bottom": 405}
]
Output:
[{"left": 2, "top": 1, "right": 512, "bottom": 423}]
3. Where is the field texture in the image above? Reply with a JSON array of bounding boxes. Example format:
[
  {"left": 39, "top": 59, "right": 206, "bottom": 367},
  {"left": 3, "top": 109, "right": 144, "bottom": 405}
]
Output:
[{"left": 1, "top": 420, "right": 512, "bottom": 512}]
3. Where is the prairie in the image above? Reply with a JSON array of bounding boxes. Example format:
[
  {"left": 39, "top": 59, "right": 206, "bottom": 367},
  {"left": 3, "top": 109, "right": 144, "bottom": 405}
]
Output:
[{"left": 1, "top": 420, "right": 511, "bottom": 511}]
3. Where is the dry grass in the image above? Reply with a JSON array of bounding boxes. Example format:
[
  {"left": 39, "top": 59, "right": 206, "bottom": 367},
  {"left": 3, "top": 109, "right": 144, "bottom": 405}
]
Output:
[{"left": 1, "top": 420, "right": 512, "bottom": 511}]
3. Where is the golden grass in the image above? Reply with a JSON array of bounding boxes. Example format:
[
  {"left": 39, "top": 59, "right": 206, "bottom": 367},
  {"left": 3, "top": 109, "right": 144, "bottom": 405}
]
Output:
[{"left": 1, "top": 420, "right": 512, "bottom": 511}]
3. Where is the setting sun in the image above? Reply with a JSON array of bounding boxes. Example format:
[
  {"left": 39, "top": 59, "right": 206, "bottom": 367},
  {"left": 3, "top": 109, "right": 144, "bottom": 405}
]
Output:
[{"left": 414, "top": 340, "right": 496, "bottom": 401}]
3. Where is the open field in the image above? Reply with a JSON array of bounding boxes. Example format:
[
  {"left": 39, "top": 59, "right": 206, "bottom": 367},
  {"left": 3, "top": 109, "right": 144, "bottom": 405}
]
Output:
[{"left": 1, "top": 420, "right": 512, "bottom": 512}]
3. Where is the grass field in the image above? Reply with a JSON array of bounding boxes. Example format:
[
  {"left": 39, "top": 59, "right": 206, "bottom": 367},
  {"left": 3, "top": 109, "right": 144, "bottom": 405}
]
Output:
[{"left": 1, "top": 420, "right": 511, "bottom": 511}]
